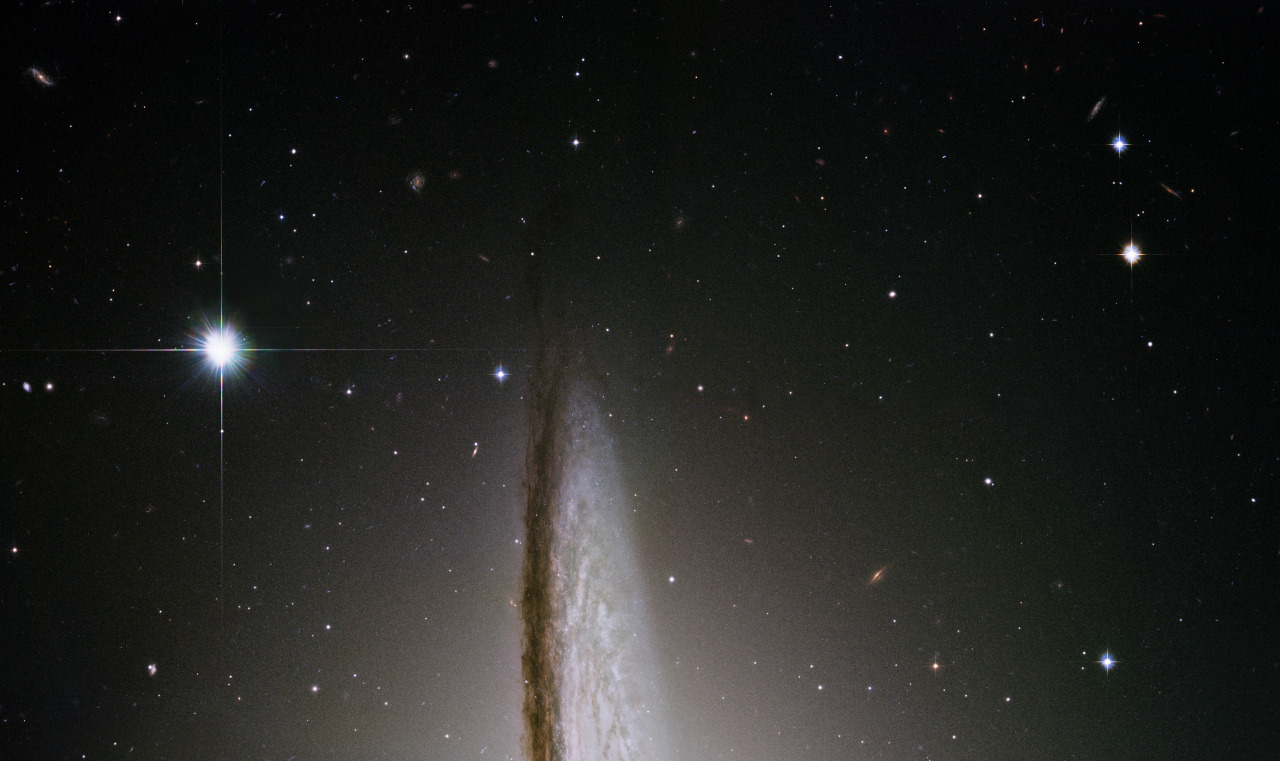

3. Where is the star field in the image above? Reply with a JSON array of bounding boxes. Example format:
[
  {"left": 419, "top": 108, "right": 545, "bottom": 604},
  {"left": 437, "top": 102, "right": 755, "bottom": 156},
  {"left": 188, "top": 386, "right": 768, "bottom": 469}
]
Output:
[{"left": 2, "top": 4, "right": 1277, "bottom": 761}]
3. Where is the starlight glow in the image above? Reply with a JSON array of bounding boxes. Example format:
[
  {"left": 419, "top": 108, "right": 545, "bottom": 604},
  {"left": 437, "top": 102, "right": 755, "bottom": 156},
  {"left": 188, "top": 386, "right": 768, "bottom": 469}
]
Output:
[{"left": 201, "top": 327, "right": 239, "bottom": 369}]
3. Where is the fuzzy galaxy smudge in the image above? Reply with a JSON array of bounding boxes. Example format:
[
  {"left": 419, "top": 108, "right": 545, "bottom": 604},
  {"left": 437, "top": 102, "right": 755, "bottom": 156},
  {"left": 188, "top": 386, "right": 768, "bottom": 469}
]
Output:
[{"left": 519, "top": 315, "right": 670, "bottom": 758}]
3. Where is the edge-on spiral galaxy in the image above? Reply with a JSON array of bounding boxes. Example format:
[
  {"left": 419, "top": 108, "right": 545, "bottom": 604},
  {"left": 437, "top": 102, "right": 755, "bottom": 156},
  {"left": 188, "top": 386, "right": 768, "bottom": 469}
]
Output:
[
  {"left": 520, "top": 237, "right": 670, "bottom": 761},
  {"left": 519, "top": 338, "right": 670, "bottom": 761}
]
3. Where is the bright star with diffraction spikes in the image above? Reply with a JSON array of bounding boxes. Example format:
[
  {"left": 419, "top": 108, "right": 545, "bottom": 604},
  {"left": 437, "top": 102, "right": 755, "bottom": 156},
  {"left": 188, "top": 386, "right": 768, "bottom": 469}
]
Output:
[{"left": 201, "top": 326, "right": 240, "bottom": 369}]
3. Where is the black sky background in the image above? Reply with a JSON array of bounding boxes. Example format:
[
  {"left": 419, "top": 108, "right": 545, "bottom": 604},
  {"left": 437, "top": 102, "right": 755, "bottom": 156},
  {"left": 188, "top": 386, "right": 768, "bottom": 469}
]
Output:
[{"left": 2, "top": 2, "right": 1277, "bottom": 760}]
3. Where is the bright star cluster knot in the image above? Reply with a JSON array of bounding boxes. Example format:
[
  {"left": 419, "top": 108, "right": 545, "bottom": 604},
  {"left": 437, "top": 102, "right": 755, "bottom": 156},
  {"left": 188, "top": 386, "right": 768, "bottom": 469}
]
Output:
[{"left": 201, "top": 326, "right": 239, "bottom": 368}]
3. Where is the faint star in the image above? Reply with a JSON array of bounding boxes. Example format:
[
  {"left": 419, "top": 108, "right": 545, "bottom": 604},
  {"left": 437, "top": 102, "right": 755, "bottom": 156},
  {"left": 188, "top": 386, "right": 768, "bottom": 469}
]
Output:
[{"left": 571, "top": 136, "right": 581, "bottom": 149}]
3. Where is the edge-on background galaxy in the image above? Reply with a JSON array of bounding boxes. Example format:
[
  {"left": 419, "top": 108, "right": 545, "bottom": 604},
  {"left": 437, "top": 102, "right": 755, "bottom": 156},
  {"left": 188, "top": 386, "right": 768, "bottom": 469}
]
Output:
[{"left": 519, "top": 323, "right": 671, "bottom": 759}]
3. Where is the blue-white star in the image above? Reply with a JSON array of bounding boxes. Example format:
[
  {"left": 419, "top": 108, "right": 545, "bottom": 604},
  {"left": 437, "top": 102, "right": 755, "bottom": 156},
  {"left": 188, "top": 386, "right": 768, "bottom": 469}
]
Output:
[
  {"left": 1099, "top": 652, "right": 1116, "bottom": 672},
  {"left": 201, "top": 327, "right": 239, "bottom": 369},
  {"left": 1112, "top": 136, "right": 1127, "bottom": 153}
]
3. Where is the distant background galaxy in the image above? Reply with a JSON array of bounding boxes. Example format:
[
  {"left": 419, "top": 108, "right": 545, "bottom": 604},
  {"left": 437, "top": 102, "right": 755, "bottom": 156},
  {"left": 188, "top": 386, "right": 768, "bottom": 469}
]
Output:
[{"left": 2, "top": 3, "right": 1277, "bottom": 761}]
